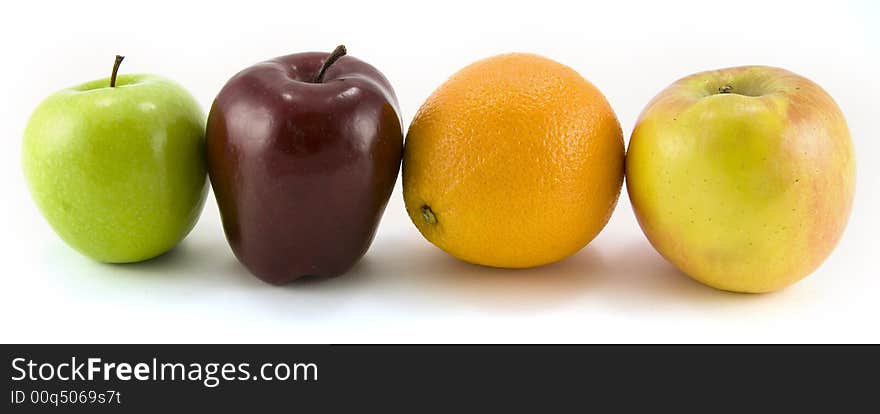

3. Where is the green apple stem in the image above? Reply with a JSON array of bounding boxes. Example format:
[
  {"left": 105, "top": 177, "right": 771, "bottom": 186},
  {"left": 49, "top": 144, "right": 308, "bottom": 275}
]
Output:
[
  {"left": 313, "top": 45, "right": 347, "bottom": 83},
  {"left": 110, "top": 55, "right": 125, "bottom": 88}
]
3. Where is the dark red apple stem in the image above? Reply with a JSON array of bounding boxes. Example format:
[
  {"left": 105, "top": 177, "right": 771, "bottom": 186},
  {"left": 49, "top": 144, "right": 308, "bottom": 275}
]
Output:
[
  {"left": 110, "top": 55, "right": 125, "bottom": 88},
  {"left": 313, "top": 45, "right": 347, "bottom": 83}
]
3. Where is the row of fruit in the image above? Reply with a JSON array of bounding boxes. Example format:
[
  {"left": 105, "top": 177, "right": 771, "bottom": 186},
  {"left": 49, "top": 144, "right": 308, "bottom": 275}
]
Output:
[{"left": 23, "top": 46, "right": 855, "bottom": 293}]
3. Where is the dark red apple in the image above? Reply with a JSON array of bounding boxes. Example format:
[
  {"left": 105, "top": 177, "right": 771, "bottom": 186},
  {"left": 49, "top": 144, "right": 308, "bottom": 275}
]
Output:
[{"left": 206, "top": 46, "right": 403, "bottom": 284}]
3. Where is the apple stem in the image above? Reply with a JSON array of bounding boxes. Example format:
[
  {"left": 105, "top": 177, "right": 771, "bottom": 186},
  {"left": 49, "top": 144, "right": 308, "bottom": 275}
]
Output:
[
  {"left": 313, "top": 45, "right": 347, "bottom": 83},
  {"left": 421, "top": 205, "right": 437, "bottom": 225},
  {"left": 718, "top": 84, "right": 733, "bottom": 94},
  {"left": 110, "top": 55, "right": 125, "bottom": 88}
]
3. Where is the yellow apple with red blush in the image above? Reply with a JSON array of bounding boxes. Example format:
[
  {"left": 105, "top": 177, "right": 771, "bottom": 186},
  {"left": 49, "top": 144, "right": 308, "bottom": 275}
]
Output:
[{"left": 626, "top": 65, "right": 855, "bottom": 293}]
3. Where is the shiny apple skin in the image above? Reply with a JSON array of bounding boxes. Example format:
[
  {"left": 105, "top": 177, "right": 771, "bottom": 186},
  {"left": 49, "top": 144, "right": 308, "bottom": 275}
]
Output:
[{"left": 206, "top": 52, "right": 403, "bottom": 284}]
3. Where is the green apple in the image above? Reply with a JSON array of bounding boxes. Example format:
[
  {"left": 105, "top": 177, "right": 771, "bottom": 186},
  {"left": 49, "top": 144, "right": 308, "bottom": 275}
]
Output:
[
  {"left": 626, "top": 65, "right": 855, "bottom": 293},
  {"left": 23, "top": 56, "right": 208, "bottom": 263}
]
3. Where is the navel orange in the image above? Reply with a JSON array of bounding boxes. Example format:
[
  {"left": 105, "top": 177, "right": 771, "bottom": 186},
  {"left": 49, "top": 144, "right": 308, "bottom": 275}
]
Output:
[{"left": 403, "top": 53, "right": 624, "bottom": 268}]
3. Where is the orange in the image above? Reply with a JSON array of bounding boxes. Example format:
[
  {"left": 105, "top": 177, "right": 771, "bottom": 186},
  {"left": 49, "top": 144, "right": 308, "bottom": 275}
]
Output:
[{"left": 403, "top": 53, "right": 624, "bottom": 268}]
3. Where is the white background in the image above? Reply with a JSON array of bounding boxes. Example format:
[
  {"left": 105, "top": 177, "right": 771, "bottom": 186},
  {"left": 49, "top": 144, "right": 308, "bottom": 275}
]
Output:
[{"left": 0, "top": 0, "right": 877, "bottom": 343}]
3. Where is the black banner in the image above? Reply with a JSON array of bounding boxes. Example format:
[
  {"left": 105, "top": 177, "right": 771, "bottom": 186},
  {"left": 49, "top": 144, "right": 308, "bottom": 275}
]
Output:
[{"left": 2, "top": 345, "right": 878, "bottom": 412}]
